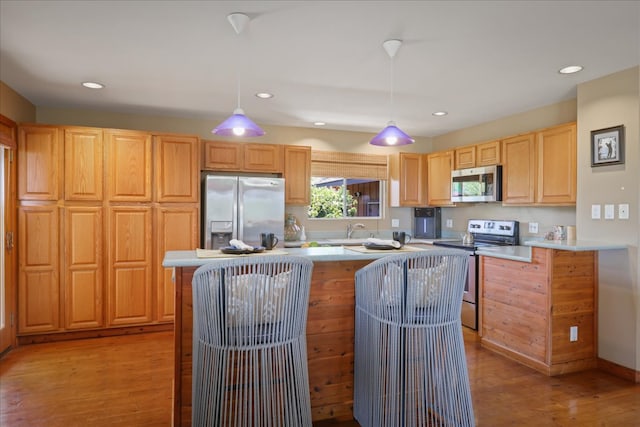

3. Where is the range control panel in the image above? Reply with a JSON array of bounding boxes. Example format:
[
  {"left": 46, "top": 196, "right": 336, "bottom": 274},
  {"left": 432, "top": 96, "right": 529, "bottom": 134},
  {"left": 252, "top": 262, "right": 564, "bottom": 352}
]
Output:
[{"left": 467, "top": 219, "right": 519, "bottom": 237}]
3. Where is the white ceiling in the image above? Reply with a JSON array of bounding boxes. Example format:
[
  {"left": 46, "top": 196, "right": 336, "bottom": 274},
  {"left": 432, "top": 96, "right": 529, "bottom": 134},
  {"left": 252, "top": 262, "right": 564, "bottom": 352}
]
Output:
[{"left": 1, "top": 1, "right": 639, "bottom": 138}]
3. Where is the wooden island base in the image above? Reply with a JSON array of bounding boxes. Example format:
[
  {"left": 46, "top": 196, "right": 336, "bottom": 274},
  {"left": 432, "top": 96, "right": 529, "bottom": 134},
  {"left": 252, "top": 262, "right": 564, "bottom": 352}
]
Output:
[{"left": 172, "top": 259, "right": 371, "bottom": 426}]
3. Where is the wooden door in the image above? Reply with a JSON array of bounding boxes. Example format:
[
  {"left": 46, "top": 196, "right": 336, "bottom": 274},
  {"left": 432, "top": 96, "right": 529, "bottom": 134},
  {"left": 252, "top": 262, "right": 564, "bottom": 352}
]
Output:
[
  {"left": 536, "top": 123, "right": 576, "bottom": 204},
  {"left": 155, "top": 205, "right": 198, "bottom": 322},
  {"left": 0, "top": 144, "right": 16, "bottom": 351},
  {"left": 476, "top": 140, "right": 501, "bottom": 166},
  {"left": 18, "top": 125, "right": 62, "bottom": 201},
  {"left": 426, "top": 150, "right": 454, "bottom": 206},
  {"left": 202, "top": 140, "right": 243, "bottom": 170},
  {"left": 154, "top": 134, "right": 199, "bottom": 203},
  {"left": 64, "top": 206, "right": 103, "bottom": 329},
  {"left": 284, "top": 145, "right": 311, "bottom": 205},
  {"left": 64, "top": 127, "right": 103, "bottom": 201},
  {"left": 502, "top": 133, "right": 536, "bottom": 205},
  {"left": 243, "top": 144, "right": 283, "bottom": 172},
  {"left": 18, "top": 204, "right": 60, "bottom": 333},
  {"left": 107, "top": 206, "right": 152, "bottom": 326},
  {"left": 455, "top": 145, "right": 475, "bottom": 169},
  {"left": 105, "top": 130, "right": 151, "bottom": 202}
]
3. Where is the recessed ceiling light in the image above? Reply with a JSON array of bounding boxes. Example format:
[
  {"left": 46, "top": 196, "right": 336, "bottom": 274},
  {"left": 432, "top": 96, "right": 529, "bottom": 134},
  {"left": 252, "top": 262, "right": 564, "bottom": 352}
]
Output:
[
  {"left": 313, "top": 121, "right": 326, "bottom": 126},
  {"left": 255, "top": 92, "right": 274, "bottom": 99},
  {"left": 432, "top": 111, "right": 448, "bottom": 116},
  {"left": 558, "top": 65, "right": 583, "bottom": 74},
  {"left": 81, "top": 81, "right": 105, "bottom": 89}
]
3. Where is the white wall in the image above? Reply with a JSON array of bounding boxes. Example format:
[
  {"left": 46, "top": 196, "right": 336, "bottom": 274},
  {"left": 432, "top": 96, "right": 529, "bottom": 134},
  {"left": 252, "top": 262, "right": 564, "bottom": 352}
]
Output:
[{"left": 576, "top": 66, "right": 639, "bottom": 371}]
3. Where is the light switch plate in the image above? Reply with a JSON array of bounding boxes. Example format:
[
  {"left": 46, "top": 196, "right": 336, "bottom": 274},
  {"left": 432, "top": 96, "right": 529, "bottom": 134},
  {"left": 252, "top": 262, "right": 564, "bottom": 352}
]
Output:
[
  {"left": 591, "top": 204, "right": 601, "bottom": 219},
  {"left": 528, "top": 222, "right": 538, "bottom": 233},
  {"left": 446, "top": 219, "right": 453, "bottom": 228},
  {"left": 391, "top": 219, "right": 400, "bottom": 228},
  {"left": 619, "top": 203, "right": 629, "bottom": 219},
  {"left": 604, "top": 204, "right": 615, "bottom": 220}
]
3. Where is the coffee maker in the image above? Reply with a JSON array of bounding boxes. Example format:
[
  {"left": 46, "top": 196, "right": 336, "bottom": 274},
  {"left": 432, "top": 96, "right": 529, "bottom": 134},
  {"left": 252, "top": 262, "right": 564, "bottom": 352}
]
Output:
[{"left": 413, "top": 207, "right": 441, "bottom": 239}]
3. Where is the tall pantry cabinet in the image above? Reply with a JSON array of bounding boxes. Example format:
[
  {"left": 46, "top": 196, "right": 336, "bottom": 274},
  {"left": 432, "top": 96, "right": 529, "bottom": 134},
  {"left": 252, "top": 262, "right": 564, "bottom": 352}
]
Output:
[{"left": 17, "top": 124, "right": 199, "bottom": 336}]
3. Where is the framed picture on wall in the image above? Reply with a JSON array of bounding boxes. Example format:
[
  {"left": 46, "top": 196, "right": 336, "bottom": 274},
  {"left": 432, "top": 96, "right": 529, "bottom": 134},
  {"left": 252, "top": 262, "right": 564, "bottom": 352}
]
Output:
[{"left": 591, "top": 125, "right": 625, "bottom": 167}]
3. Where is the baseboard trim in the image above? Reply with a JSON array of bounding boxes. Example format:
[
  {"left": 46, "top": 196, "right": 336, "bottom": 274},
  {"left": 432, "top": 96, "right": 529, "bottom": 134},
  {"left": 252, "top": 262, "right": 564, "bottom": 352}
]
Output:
[
  {"left": 597, "top": 357, "right": 640, "bottom": 383},
  {"left": 17, "top": 323, "right": 173, "bottom": 346}
]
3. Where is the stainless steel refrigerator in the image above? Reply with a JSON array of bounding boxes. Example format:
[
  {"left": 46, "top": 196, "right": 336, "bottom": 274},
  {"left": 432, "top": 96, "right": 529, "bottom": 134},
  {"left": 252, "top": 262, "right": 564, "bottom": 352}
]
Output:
[{"left": 201, "top": 175, "right": 285, "bottom": 249}]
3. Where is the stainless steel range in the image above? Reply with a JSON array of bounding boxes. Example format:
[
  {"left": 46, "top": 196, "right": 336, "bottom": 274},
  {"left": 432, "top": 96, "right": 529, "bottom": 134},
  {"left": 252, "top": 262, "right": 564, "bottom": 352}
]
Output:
[{"left": 433, "top": 219, "right": 519, "bottom": 330}]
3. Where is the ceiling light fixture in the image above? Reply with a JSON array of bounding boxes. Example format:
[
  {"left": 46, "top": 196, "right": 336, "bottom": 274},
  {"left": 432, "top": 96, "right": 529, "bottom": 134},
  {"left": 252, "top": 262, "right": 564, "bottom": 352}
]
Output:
[
  {"left": 255, "top": 92, "right": 274, "bottom": 99},
  {"left": 370, "top": 39, "right": 414, "bottom": 147},
  {"left": 82, "top": 81, "right": 104, "bottom": 89},
  {"left": 212, "top": 13, "right": 265, "bottom": 137},
  {"left": 559, "top": 65, "right": 584, "bottom": 74},
  {"left": 313, "top": 121, "right": 326, "bottom": 126},
  {"left": 432, "top": 111, "right": 448, "bottom": 116}
]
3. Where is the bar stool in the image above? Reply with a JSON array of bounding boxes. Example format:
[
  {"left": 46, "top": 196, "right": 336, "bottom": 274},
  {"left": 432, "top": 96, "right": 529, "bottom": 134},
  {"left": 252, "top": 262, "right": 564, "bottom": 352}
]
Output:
[
  {"left": 354, "top": 249, "right": 475, "bottom": 427},
  {"left": 191, "top": 255, "right": 314, "bottom": 426}
]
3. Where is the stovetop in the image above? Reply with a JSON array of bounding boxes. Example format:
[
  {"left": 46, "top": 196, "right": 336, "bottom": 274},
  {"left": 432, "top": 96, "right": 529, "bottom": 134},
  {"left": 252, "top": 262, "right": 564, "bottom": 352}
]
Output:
[{"left": 433, "top": 219, "right": 519, "bottom": 251}]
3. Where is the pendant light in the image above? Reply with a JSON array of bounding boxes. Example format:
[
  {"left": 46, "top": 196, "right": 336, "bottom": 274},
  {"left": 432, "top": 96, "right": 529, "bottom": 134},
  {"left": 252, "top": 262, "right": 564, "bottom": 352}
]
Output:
[
  {"left": 212, "top": 13, "right": 265, "bottom": 137},
  {"left": 370, "top": 39, "right": 414, "bottom": 146}
]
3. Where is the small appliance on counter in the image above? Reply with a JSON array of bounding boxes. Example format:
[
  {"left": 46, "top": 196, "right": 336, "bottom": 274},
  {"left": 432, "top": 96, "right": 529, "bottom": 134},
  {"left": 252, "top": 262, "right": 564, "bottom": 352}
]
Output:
[{"left": 413, "top": 207, "right": 441, "bottom": 239}]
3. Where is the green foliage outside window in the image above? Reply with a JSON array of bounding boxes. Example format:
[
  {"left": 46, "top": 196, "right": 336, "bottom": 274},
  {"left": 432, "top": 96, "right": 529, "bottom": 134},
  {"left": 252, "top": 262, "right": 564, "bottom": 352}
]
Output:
[{"left": 308, "top": 185, "right": 357, "bottom": 218}]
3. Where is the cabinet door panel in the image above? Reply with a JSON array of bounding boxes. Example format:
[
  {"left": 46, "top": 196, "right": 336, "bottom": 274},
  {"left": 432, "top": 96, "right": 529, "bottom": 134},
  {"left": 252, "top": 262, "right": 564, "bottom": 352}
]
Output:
[
  {"left": 536, "top": 124, "right": 576, "bottom": 204},
  {"left": 18, "top": 205, "right": 60, "bottom": 333},
  {"left": 64, "top": 206, "right": 103, "bottom": 329},
  {"left": 502, "top": 133, "right": 536, "bottom": 205},
  {"left": 156, "top": 206, "right": 198, "bottom": 321},
  {"left": 426, "top": 151, "right": 454, "bottom": 206},
  {"left": 105, "top": 130, "right": 151, "bottom": 202},
  {"left": 155, "top": 135, "right": 199, "bottom": 202},
  {"left": 107, "top": 206, "right": 152, "bottom": 325},
  {"left": 203, "top": 140, "right": 243, "bottom": 170},
  {"left": 284, "top": 146, "right": 311, "bottom": 205},
  {"left": 455, "top": 146, "right": 475, "bottom": 169},
  {"left": 65, "top": 127, "right": 103, "bottom": 201},
  {"left": 243, "top": 144, "right": 283, "bottom": 172},
  {"left": 18, "top": 125, "right": 61, "bottom": 201},
  {"left": 476, "top": 140, "right": 501, "bottom": 166}
]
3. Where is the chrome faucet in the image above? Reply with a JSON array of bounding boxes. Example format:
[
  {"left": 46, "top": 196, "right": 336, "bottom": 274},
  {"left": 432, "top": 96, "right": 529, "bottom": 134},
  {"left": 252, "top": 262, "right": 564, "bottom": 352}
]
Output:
[{"left": 346, "top": 223, "right": 365, "bottom": 239}]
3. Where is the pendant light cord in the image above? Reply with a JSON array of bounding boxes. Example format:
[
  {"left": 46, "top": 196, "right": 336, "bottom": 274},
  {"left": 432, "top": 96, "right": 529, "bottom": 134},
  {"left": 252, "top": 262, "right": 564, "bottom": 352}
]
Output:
[{"left": 389, "top": 52, "right": 395, "bottom": 123}]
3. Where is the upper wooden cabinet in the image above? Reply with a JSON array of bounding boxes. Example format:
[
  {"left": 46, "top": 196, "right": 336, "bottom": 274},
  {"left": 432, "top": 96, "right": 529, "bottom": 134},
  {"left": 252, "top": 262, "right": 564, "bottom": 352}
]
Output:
[
  {"left": 203, "top": 140, "right": 284, "bottom": 173},
  {"left": 18, "top": 125, "right": 62, "bottom": 201},
  {"left": 284, "top": 145, "right": 311, "bottom": 205},
  {"left": 64, "top": 127, "right": 103, "bottom": 201},
  {"left": 388, "top": 152, "right": 427, "bottom": 207},
  {"left": 536, "top": 123, "right": 576, "bottom": 205},
  {"left": 105, "top": 129, "right": 152, "bottom": 202},
  {"left": 502, "top": 122, "right": 576, "bottom": 206},
  {"left": 501, "top": 133, "right": 536, "bottom": 205},
  {"left": 426, "top": 150, "right": 455, "bottom": 206},
  {"left": 454, "top": 140, "right": 500, "bottom": 169},
  {"left": 154, "top": 134, "right": 199, "bottom": 203}
]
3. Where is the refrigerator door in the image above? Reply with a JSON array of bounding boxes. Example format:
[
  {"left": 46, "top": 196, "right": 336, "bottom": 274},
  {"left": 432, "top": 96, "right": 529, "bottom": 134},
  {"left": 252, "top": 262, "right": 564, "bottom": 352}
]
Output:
[
  {"left": 202, "top": 175, "right": 238, "bottom": 249},
  {"left": 238, "top": 177, "right": 285, "bottom": 246}
]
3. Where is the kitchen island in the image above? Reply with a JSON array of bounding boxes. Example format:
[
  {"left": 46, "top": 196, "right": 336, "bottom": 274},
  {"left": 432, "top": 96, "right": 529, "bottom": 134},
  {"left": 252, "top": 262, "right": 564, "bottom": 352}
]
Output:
[
  {"left": 476, "top": 240, "right": 627, "bottom": 376},
  {"left": 163, "top": 245, "right": 437, "bottom": 426}
]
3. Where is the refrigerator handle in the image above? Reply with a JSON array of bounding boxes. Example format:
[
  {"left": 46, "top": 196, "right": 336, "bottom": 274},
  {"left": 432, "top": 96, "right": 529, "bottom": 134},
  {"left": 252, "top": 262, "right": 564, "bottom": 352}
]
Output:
[{"left": 236, "top": 179, "right": 242, "bottom": 241}]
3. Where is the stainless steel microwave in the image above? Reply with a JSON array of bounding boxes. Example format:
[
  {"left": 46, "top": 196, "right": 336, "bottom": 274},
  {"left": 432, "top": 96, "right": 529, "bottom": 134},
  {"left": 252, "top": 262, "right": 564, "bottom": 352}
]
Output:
[{"left": 451, "top": 165, "right": 502, "bottom": 202}]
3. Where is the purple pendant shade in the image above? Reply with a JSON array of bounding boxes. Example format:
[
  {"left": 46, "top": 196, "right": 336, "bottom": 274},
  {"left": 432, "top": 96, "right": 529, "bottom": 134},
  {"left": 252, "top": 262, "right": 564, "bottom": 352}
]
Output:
[
  {"left": 212, "top": 108, "right": 265, "bottom": 137},
  {"left": 369, "top": 121, "right": 415, "bottom": 146}
]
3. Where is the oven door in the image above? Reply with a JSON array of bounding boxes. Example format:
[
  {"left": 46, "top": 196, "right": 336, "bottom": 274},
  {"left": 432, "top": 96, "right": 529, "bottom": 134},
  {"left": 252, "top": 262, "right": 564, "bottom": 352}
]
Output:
[{"left": 461, "top": 253, "right": 477, "bottom": 330}]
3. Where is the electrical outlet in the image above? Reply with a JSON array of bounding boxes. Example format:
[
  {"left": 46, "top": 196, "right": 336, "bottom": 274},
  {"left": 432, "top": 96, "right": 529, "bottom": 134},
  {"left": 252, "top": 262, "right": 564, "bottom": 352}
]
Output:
[
  {"left": 570, "top": 326, "right": 578, "bottom": 342},
  {"left": 591, "top": 204, "right": 601, "bottom": 219},
  {"left": 391, "top": 219, "right": 400, "bottom": 228},
  {"left": 604, "top": 204, "right": 615, "bottom": 220},
  {"left": 528, "top": 222, "right": 538, "bottom": 233},
  {"left": 619, "top": 203, "right": 629, "bottom": 219},
  {"left": 446, "top": 219, "right": 453, "bottom": 228}
]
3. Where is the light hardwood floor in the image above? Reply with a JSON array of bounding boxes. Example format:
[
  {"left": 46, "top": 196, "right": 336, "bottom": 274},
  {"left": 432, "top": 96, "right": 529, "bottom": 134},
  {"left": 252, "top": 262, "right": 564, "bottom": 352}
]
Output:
[{"left": 1, "top": 330, "right": 638, "bottom": 426}]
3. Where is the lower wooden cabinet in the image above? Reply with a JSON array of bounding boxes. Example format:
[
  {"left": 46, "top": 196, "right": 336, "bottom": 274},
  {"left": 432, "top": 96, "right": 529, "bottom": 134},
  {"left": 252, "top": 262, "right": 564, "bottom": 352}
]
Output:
[
  {"left": 107, "top": 206, "right": 153, "bottom": 326},
  {"left": 479, "top": 247, "right": 597, "bottom": 375},
  {"left": 64, "top": 206, "right": 103, "bottom": 329},
  {"left": 18, "top": 204, "right": 60, "bottom": 333}
]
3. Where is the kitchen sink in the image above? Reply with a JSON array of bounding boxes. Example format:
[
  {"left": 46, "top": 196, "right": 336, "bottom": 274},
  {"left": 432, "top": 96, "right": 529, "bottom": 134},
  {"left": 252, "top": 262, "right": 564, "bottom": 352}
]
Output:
[{"left": 324, "top": 238, "right": 370, "bottom": 246}]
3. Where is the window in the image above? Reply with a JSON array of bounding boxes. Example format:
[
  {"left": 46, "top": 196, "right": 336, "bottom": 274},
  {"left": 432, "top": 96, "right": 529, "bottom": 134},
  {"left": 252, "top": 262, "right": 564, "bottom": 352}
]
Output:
[{"left": 308, "top": 177, "right": 383, "bottom": 219}]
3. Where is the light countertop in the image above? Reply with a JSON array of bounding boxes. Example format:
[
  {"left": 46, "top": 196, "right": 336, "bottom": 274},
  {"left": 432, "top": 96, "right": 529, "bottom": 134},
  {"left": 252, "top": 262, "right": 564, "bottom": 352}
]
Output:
[
  {"left": 476, "top": 239, "right": 628, "bottom": 263},
  {"left": 163, "top": 244, "right": 447, "bottom": 267}
]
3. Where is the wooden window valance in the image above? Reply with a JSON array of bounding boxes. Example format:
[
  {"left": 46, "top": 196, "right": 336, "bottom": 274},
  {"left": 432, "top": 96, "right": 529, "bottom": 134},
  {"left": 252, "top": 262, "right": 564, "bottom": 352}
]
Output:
[{"left": 311, "top": 150, "right": 387, "bottom": 179}]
